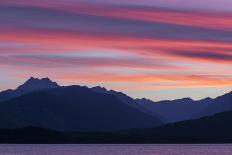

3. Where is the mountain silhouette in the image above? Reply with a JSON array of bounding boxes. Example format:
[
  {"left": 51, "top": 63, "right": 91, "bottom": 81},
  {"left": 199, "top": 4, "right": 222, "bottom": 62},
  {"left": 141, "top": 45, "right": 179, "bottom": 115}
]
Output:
[
  {"left": 0, "top": 77, "right": 232, "bottom": 132},
  {"left": 0, "top": 84, "right": 162, "bottom": 131},
  {"left": 17, "top": 77, "right": 59, "bottom": 93},
  {"left": 118, "top": 110, "right": 232, "bottom": 143},
  {"left": 92, "top": 86, "right": 167, "bottom": 122},
  {"left": 1, "top": 110, "right": 232, "bottom": 143},
  {"left": 0, "top": 77, "right": 59, "bottom": 102},
  {"left": 136, "top": 97, "right": 213, "bottom": 123},
  {"left": 195, "top": 91, "right": 232, "bottom": 118}
]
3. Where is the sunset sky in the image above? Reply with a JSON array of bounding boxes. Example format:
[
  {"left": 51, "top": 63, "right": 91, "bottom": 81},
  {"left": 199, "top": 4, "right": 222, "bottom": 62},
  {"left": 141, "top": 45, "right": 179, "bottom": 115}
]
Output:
[{"left": 1, "top": 0, "right": 232, "bottom": 101}]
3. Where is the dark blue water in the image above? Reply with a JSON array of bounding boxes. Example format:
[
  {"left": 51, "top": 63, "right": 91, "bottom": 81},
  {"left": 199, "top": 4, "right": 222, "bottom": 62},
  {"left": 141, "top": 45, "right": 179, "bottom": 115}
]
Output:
[{"left": 0, "top": 144, "right": 231, "bottom": 155}]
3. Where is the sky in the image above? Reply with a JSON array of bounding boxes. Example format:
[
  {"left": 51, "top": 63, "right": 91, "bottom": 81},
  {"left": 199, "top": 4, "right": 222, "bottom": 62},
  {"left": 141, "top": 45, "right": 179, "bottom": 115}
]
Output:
[{"left": 1, "top": 0, "right": 232, "bottom": 101}]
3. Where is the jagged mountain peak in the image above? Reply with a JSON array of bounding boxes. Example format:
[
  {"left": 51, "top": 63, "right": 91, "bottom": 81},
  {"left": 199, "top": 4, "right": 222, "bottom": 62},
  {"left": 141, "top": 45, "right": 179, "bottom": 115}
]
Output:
[
  {"left": 136, "top": 98, "right": 155, "bottom": 104},
  {"left": 92, "top": 86, "right": 107, "bottom": 92},
  {"left": 0, "top": 77, "right": 60, "bottom": 102},
  {"left": 17, "top": 77, "right": 59, "bottom": 93},
  {"left": 198, "top": 97, "right": 213, "bottom": 102},
  {"left": 26, "top": 77, "right": 55, "bottom": 83},
  {"left": 174, "top": 97, "right": 194, "bottom": 102}
]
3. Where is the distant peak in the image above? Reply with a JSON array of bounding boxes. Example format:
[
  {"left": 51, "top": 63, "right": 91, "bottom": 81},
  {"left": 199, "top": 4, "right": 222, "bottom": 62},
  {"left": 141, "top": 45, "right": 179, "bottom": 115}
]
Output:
[
  {"left": 28, "top": 77, "right": 38, "bottom": 81},
  {"left": 27, "top": 77, "right": 52, "bottom": 82},
  {"left": 17, "top": 77, "right": 59, "bottom": 93},
  {"left": 197, "top": 97, "right": 213, "bottom": 103},
  {"left": 41, "top": 77, "right": 53, "bottom": 82},
  {"left": 204, "top": 97, "right": 212, "bottom": 100},
  {"left": 136, "top": 98, "right": 155, "bottom": 104},
  {"left": 92, "top": 86, "right": 107, "bottom": 92},
  {"left": 177, "top": 97, "right": 194, "bottom": 102},
  {"left": 137, "top": 98, "right": 153, "bottom": 102}
]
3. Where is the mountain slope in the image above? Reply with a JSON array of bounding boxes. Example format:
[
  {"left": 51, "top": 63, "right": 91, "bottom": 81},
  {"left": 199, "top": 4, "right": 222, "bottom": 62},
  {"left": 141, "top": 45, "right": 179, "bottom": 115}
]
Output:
[
  {"left": 92, "top": 86, "right": 167, "bottom": 122},
  {"left": 195, "top": 91, "right": 232, "bottom": 118},
  {"left": 0, "top": 77, "right": 59, "bottom": 102},
  {"left": 120, "top": 110, "right": 232, "bottom": 143},
  {"left": 0, "top": 86, "right": 163, "bottom": 131},
  {"left": 136, "top": 97, "right": 213, "bottom": 123}
]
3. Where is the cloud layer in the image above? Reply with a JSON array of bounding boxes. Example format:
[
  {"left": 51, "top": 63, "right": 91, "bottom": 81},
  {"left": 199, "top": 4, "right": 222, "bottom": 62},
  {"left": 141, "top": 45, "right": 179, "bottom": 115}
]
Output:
[{"left": 0, "top": 1, "right": 232, "bottom": 100}]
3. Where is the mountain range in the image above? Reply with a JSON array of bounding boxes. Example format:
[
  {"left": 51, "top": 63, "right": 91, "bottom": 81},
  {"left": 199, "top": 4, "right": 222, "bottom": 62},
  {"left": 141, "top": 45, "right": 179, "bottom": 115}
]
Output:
[
  {"left": 136, "top": 97, "right": 213, "bottom": 122},
  {"left": 0, "top": 77, "right": 232, "bottom": 133},
  {"left": 0, "top": 78, "right": 162, "bottom": 131}
]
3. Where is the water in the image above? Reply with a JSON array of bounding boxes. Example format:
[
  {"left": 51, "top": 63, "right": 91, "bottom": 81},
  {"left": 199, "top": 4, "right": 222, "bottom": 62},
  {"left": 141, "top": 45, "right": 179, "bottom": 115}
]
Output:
[{"left": 0, "top": 144, "right": 231, "bottom": 155}]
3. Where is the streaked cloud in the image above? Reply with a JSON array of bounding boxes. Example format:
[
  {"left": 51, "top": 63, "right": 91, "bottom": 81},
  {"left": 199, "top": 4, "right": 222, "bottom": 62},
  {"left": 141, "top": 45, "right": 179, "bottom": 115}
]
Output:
[{"left": 0, "top": 0, "right": 232, "bottom": 100}]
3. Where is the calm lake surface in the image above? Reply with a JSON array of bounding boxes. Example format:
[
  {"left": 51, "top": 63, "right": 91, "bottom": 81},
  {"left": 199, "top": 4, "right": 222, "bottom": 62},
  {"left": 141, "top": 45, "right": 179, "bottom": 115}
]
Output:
[{"left": 0, "top": 144, "right": 231, "bottom": 155}]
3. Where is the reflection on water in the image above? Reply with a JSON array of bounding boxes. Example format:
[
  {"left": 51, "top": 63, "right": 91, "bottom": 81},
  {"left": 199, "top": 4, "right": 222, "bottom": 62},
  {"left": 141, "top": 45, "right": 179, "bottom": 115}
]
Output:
[{"left": 0, "top": 144, "right": 231, "bottom": 155}]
